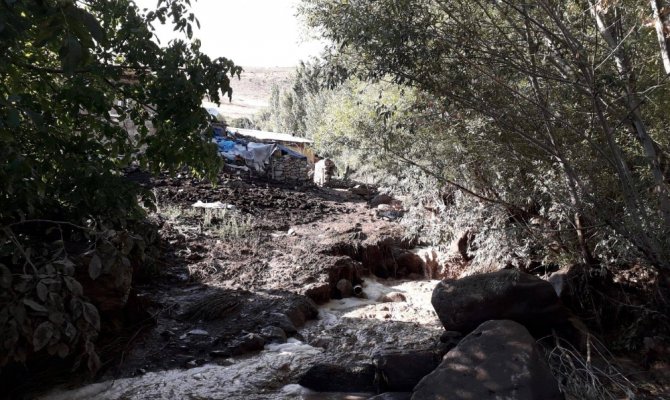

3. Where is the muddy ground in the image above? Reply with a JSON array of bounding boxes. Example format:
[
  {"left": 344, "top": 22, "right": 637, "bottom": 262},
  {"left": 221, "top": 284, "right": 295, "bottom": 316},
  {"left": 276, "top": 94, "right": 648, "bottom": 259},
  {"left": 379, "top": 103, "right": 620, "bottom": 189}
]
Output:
[
  {"left": 22, "top": 171, "right": 670, "bottom": 399},
  {"left": 91, "top": 172, "right": 438, "bottom": 387}
]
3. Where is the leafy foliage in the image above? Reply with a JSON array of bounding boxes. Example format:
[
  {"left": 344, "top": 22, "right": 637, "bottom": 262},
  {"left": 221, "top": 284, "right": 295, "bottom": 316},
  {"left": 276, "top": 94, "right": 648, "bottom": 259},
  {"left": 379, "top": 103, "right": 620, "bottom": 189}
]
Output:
[
  {"left": 299, "top": 0, "right": 670, "bottom": 270},
  {"left": 258, "top": 61, "right": 323, "bottom": 136},
  {"left": 1, "top": 0, "right": 240, "bottom": 224},
  {"left": 0, "top": 0, "right": 239, "bottom": 372}
]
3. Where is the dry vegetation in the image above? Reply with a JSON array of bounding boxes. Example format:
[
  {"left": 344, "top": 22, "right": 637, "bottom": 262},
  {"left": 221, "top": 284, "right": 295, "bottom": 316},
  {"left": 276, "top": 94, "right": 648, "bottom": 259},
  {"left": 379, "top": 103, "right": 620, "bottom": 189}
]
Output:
[{"left": 213, "top": 67, "right": 294, "bottom": 121}]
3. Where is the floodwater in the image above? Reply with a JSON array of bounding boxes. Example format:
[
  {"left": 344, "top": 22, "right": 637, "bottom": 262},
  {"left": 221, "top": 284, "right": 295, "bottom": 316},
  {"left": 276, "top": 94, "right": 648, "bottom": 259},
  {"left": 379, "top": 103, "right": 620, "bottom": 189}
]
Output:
[{"left": 41, "top": 278, "right": 440, "bottom": 400}]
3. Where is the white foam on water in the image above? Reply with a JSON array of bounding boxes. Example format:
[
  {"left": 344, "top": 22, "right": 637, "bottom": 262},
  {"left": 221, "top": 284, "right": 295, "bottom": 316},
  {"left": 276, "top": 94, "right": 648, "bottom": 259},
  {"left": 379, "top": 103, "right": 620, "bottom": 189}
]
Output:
[
  {"left": 41, "top": 340, "right": 324, "bottom": 400},
  {"left": 265, "top": 338, "right": 322, "bottom": 355}
]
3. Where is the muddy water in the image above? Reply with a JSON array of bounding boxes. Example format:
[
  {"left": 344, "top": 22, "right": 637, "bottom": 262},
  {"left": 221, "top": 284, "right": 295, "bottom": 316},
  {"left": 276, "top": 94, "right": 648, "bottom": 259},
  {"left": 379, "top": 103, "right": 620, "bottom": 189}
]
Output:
[{"left": 41, "top": 278, "right": 440, "bottom": 400}]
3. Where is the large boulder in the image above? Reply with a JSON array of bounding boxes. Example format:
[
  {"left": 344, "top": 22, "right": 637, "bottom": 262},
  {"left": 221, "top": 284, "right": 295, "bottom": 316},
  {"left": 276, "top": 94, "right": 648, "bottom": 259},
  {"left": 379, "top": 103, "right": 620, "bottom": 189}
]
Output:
[
  {"left": 370, "top": 193, "right": 394, "bottom": 208},
  {"left": 298, "top": 363, "right": 377, "bottom": 392},
  {"left": 431, "top": 269, "right": 567, "bottom": 335},
  {"left": 412, "top": 320, "right": 563, "bottom": 400},
  {"left": 373, "top": 349, "right": 443, "bottom": 392}
]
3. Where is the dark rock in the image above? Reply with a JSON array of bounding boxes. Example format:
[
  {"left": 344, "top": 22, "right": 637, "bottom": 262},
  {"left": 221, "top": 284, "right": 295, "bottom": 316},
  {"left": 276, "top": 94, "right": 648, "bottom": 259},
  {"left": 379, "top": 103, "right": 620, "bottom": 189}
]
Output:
[
  {"left": 438, "top": 331, "right": 463, "bottom": 351},
  {"left": 432, "top": 269, "right": 568, "bottom": 336},
  {"left": 298, "top": 363, "right": 376, "bottom": 392},
  {"left": 259, "top": 326, "right": 287, "bottom": 343},
  {"left": 370, "top": 194, "right": 394, "bottom": 208},
  {"left": 302, "top": 281, "right": 331, "bottom": 304},
  {"left": 228, "top": 333, "right": 265, "bottom": 355},
  {"left": 336, "top": 278, "right": 354, "bottom": 298},
  {"left": 209, "top": 349, "right": 230, "bottom": 358},
  {"left": 284, "top": 299, "right": 318, "bottom": 328},
  {"left": 269, "top": 312, "right": 297, "bottom": 335},
  {"left": 394, "top": 251, "right": 424, "bottom": 277},
  {"left": 412, "top": 320, "right": 563, "bottom": 400},
  {"left": 378, "top": 292, "right": 407, "bottom": 303},
  {"left": 373, "top": 349, "right": 442, "bottom": 392}
]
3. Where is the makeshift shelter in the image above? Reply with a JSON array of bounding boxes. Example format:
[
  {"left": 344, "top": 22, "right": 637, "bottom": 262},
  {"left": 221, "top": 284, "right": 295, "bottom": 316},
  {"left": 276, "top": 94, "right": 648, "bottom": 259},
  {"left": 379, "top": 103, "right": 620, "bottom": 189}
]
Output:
[{"left": 212, "top": 125, "right": 313, "bottom": 182}]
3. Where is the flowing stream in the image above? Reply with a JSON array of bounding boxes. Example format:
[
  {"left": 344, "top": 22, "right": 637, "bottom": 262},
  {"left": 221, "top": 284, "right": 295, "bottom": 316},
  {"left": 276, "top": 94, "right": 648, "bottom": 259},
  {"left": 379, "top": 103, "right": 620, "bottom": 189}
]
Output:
[{"left": 41, "top": 278, "right": 441, "bottom": 400}]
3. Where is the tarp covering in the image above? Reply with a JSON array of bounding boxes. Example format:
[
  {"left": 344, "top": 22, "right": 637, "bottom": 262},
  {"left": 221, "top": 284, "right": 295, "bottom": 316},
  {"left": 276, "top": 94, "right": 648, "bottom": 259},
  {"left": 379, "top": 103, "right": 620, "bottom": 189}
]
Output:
[
  {"left": 276, "top": 145, "right": 307, "bottom": 159},
  {"left": 212, "top": 127, "right": 306, "bottom": 173},
  {"left": 246, "top": 142, "right": 276, "bottom": 172}
]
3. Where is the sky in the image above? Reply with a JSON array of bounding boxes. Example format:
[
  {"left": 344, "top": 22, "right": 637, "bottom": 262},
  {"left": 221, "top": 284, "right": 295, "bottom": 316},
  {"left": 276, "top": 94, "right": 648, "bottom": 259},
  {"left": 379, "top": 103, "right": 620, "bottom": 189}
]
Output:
[{"left": 134, "top": 0, "right": 325, "bottom": 67}]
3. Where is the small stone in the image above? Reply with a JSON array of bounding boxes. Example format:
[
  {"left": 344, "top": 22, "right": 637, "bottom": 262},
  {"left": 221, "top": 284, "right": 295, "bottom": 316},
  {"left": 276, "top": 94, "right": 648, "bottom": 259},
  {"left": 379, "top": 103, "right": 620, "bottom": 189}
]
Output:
[
  {"left": 311, "top": 335, "right": 333, "bottom": 349},
  {"left": 260, "top": 326, "right": 287, "bottom": 343},
  {"left": 229, "top": 333, "right": 265, "bottom": 355},
  {"left": 299, "top": 363, "right": 376, "bottom": 392},
  {"left": 378, "top": 292, "right": 407, "bottom": 303},
  {"left": 160, "top": 329, "right": 175, "bottom": 338},
  {"left": 187, "top": 329, "right": 209, "bottom": 336},
  {"left": 209, "top": 349, "right": 231, "bottom": 358},
  {"left": 270, "top": 312, "right": 298, "bottom": 335},
  {"left": 336, "top": 279, "right": 353, "bottom": 298}
]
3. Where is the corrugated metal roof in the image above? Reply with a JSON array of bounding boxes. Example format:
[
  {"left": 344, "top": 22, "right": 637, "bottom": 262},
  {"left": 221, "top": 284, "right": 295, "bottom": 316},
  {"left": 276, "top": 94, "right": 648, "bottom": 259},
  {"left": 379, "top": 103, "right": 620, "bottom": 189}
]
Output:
[{"left": 230, "top": 127, "right": 314, "bottom": 144}]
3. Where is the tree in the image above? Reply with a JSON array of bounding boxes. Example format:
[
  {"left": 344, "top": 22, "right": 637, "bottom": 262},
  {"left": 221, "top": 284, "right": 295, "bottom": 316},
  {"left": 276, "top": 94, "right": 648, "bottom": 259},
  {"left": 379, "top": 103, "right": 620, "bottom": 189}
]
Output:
[
  {"left": 300, "top": 0, "right": 670, "bottom": 270},
  {"left": 259, "top": 61, "right": 322, "bottom": 135},
  {"left": 0, "top": 0, "right": 240, "bottom": 370}
]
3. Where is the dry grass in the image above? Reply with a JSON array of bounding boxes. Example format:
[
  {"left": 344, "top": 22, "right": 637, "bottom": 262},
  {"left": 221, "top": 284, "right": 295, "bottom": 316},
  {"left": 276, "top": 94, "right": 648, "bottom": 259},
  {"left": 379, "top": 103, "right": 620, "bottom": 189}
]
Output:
[
  {"left": 540, "top": 334, "right": 636, "bottom": 400},
  {"left": 212, "top": 66, "right": 295, "bottom": 121}
]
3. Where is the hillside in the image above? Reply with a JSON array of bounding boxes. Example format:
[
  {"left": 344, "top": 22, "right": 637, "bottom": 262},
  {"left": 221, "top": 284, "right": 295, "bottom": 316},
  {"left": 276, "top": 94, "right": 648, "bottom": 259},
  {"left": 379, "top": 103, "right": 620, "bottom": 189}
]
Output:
[{"left": 212, "top": 66, "right": 295, "bottom": 121}]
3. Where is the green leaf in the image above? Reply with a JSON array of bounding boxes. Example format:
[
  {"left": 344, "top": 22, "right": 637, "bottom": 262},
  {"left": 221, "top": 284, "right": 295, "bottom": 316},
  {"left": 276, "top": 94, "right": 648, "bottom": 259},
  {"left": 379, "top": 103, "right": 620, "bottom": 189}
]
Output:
[
  {"left": 6, "top": 108, "right": 20, "bottom": 129},
  {"left": 23, "top": 298, "right": 48, "bottom": 313},
  {"left": 33, "top": 321, "right": 55, "bottom": 351},
  {"left": 87, "top": 348, "right": 101, "bottom": 372},
  {"left": 82, "top": 302, "right": 100, "bottom": 331},
  {"left": 61, "top": 34, "right": 83, "bottom": 75},
  {"left": 63, "top": 276, "right": 83, "bottom": 297},
  {"left": 36, "top": 282, "right": 48, "bottom": 301},
  {"left": 76, "top": 8, "right": 106, "bottom": 44},
  {"left": 88, "top": 253, "right": 102, "bottom": 280},
  {"left": 0, "top": 264, "right": 11, "bottom": 289},
  {"left": 63, "top": 321, "right": 77, "bottom": 340},
  {"left": 57, "top": 343, "right": 69, "bottom": 358},
  {"left": 48, "top": 311, "right": 65, "bottom": 325}
]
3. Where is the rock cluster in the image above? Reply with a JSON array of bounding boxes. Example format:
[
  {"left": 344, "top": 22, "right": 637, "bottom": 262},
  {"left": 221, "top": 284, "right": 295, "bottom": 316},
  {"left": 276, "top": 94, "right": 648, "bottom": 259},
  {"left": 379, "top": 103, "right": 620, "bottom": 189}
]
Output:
[
  {"left": 299, "top": 270, "right": 573, "bottom": 399},
  {"left": 271, "top": 156, "right": 310, "bottom": 182},
  {"left": 413, "top": 320, "right": 564, "bottom": 400},
  {"left": 431, "top": 269, "right": 569, "bottom": 336}
]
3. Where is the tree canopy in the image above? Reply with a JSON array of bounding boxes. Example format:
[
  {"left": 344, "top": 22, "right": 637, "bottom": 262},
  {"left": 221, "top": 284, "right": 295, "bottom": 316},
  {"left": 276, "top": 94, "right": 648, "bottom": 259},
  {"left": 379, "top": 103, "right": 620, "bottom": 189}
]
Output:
[
  {"left": 299, "top": 0, "right": 670, "bottom": 270},
  {"left": 0, "top": 0, "right": 239, "bottom": 370},
  {"left": 1, "top": 0, "right": 241, "bottom": 224}
]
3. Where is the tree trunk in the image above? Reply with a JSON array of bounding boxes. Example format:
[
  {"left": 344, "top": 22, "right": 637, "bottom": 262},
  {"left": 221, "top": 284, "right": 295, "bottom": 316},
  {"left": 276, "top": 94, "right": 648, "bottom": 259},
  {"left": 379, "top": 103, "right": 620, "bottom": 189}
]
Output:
[{"left": 651, "top": 0, "right": 670, "bottom": 75}]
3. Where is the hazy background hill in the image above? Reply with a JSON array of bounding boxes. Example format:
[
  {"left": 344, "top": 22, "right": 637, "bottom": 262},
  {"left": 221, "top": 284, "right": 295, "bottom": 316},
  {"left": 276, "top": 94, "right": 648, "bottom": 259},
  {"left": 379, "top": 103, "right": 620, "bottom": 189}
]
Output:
[{"left": 214, "top": 66, "right": 294, "bottom": 121}]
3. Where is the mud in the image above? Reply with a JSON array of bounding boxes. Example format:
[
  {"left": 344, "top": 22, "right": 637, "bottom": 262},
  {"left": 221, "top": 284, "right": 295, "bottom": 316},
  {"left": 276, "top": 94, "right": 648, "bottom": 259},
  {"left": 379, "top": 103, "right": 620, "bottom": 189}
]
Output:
[
  {"left": 32, "top": 173, "right": 670, "bottom": 399},
  {"left": 31, "top": 174, "right": 445, "bottom": 399}
]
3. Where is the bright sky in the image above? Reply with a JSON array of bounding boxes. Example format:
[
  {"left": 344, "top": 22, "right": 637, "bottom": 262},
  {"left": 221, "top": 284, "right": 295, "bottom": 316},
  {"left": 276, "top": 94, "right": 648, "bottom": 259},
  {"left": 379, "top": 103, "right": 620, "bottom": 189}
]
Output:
[{"left": 134, "top": 0, "right": 324, "bottom": 67}]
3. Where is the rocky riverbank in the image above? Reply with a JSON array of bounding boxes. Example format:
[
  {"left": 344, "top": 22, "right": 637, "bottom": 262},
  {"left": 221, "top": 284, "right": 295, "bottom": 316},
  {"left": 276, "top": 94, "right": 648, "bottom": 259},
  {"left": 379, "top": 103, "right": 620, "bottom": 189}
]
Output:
[{"left": 12, "top": 173, "right": 669, "bottom": 399}]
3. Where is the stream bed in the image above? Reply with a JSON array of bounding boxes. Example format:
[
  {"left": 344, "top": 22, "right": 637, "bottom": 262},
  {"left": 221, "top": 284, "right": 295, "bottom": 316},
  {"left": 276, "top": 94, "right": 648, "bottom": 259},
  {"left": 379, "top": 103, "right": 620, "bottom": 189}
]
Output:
[{"left": 41, "top": 277, "right": 441, "bottom": 400}]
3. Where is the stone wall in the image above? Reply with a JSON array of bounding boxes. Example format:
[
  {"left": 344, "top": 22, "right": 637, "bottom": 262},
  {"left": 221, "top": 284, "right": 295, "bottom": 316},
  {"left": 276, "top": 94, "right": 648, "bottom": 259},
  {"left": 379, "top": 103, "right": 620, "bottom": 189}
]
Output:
[{"left": 271, "top": 156, "right": 310, "bottom": 182}]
